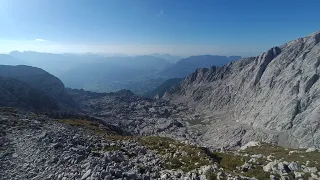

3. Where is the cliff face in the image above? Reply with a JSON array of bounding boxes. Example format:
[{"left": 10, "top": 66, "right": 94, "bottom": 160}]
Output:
[{"left": 164, "top": 31, "right": 320, "bottom": 148}]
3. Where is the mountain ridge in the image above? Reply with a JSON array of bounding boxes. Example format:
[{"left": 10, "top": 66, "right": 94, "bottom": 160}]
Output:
[
  {"left": 158, "top": 55, "right": 242, "bottom": 78},
  {"left": 164, "top": 30, "right": 320, "bottom": 148}
]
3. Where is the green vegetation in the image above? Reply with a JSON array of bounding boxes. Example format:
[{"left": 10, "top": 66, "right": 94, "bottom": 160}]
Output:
[
  {"left": 243, "top": 166, "right": 270, "bottom": 180},
  {"left": 139, "top": 136, "right": 215, "bottom": 172},
  {"left": 105, "top": 135, "right": 136, "bottom": 141},
  {"left": 139, "top": 136, "right": 273, "bottom": 179},
  {"left": 56, "top": 119, "right": 113, "bottom": 135},
  {"left": 91, "top": 145, "right": 137, "bottom": 158},
  {"left": 241, "top": 143, "right": 320, "bottom": 170},
  {"left": 215, "top": 152, "right": 247, "bottom": 170},
  {"left": 205, "top": 171, "right": 217, "bottom": 180}
]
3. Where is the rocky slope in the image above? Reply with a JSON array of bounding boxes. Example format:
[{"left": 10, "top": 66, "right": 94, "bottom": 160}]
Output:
[
  {"left": 144, "top": 78, "right": 183, "bottom": 98},
  {"left": 164, "top": 31, "right": 320, "bottom": 149},
  {"left": 1, "top": 108, "right": 320, "bottom": 180}
]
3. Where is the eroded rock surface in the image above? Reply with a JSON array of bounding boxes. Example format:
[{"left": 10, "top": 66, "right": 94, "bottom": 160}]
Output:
[{"left": 164, "top": 31, "right": 320, "bottom": 148}]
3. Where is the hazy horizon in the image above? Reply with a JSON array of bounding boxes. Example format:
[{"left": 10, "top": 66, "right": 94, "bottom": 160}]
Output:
[{"left": 1, "top": 0, "right": 319, "bottom": 57}]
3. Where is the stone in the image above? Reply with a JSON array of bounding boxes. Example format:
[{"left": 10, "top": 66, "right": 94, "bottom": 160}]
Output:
[
  {"left": 306, "top": 148, "right": 317, "bottom": 152},
  {"left": 81, "top": 169, "right": 92, "bottom": 180},
  {"left": 240, "top": 162, "right": 251, "bottom": 172},
  {"left": 304, "top": 167, "right": 318, "bottom": 173},
  {"left": 12, "top": 153, "right": 18, "bottom": 158},
  {"left": 278, "top": 162, "right": 290, "bottom": 173},
  {"left": 240, "top": 141, "right": 260, "bottom": 150},
  {"left": 263, "top": 161, "right": 277, "bottom": 172},
  {"left": 288, "top": 162, "right": 301, "bottom": 171},
  {"left": 160, "top": 173, "right": 168, "bottom": 179},
  {"left": 294, "top": 171, "right": 303, "bottom": 179}
]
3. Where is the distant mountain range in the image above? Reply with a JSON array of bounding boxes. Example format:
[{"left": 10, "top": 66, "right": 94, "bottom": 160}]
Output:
[
  {"left": 1, "top": 51, "right": 241, "bottom": 94},
  {"left": 158, "top": 55, "right": 242, "bottom": 78}
]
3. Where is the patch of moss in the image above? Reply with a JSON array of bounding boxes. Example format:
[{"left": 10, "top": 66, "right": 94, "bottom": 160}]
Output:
[
  {"left": 241, "top": 143, "right": 320, "bottom": 170},
  {"left": 205, "top": 171, "right": 217, "bottom": 180},
  {"left": 243, "top": 166, "right": 270, "bottom": 180},
  {"left": 105, "top": 135, "right": 136, "bottom": 141},
  {"left": 56, "top": 119, "right": 112, "bottom": 135},
  {"left": 139, "top": 136, "right": 214, "bottom": 172},
  {"left": 215, "top": 152, "right": 247, "bottom": 170}
]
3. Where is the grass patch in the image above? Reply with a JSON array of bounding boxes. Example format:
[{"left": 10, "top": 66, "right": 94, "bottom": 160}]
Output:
[
  {"left": 105, "top": 135, "right": 136, "bottom": 141},
  {"left": 205, "top": 171, "right": 217, "bottom": 180},
  {"left": 91, "top": 145, "right": 137, "bottom": 158},
  {"left": 91, "top": 145, "right": 122, "bottom": 152},
  {"left": 56, "top": 119, "right": 112, "bottom": 135},
  {"left": 241, "top": 143, "right": 320, "bottom": 169},
  {"left": 243, "top": 166, "right": 270, "bottom": 180},
  {"left": 215, "top": 152, "right": 247, "bottom": 170},
  {"left": 139, "top": 136, "right": 215, "bottom": 172},
  {"left": 213, "top": 152, "right": 271, "bottom": 179}
]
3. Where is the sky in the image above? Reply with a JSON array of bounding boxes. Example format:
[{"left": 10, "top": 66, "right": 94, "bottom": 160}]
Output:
[{"left": 0, "top": 0, "right": 319, "bottom": 56}]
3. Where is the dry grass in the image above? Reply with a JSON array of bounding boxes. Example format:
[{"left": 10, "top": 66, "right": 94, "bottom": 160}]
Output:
[
  {"left": 56, "top": 119, "right": 114, "bottom": 135},
  {"left": 241, "top": 143, "right": 320, "bottom": 170},
  {"left": 105, "top": 135, "right": 136, "bottom": 141},
  {"left": 139, "top": 136, "right": 216, "bottom": 172}
]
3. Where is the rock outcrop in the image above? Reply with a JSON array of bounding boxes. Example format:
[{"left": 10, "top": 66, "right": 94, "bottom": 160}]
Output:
[{"left": 164, "top": 31, "right": 320, "bottom": 148}]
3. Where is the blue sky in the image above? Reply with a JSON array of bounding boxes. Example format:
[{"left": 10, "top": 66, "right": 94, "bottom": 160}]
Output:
[{"left": 0, "top": 0, "right": 319, "bottom": 56}]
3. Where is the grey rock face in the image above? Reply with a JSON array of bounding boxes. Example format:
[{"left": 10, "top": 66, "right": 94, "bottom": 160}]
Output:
[{"left": 164, "top": 31, "right": 320, "bottom": 148}]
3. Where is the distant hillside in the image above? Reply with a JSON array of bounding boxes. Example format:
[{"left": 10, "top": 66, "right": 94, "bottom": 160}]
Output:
[
  {"left": 0, "top": 77, "right": 59, "bottom": 111},
  {"left": 149, "top": 53, "right": 181, "bottom": 63},
  {"left": 144, "top": 78, "right": 182, "bottom": 98},
  {"left": 158, "top": 55, "right": 241, "bottom": 78},
  {"left": 9, "top": 51, "right": 105, "bottom": 75},
  {"left": 0, "top": 54, "right": 27, "bottom": 66},
  {"left": 0, "top": 65, "right": 77, "bottom": 110}
]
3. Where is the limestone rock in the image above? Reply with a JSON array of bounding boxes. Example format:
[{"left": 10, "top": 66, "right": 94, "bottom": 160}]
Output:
[{"left": 164, "top": 31, "right": 320, "bottom": 148}]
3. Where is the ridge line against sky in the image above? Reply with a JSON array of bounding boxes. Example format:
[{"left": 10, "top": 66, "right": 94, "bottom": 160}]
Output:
[{"left": 0, "top": 0, "right": 319, "bottom": 56}]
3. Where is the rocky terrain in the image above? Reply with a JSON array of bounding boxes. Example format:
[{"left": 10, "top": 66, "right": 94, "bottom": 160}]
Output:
[
  {"left": 164, "top": 31, "right": 320, "bottom": 149},
  {"left": 66, "top": 88, "right": 200, "bottom": 142},
  {"left": 1, "top": 108, "right": 320, "bottom": 180}
]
